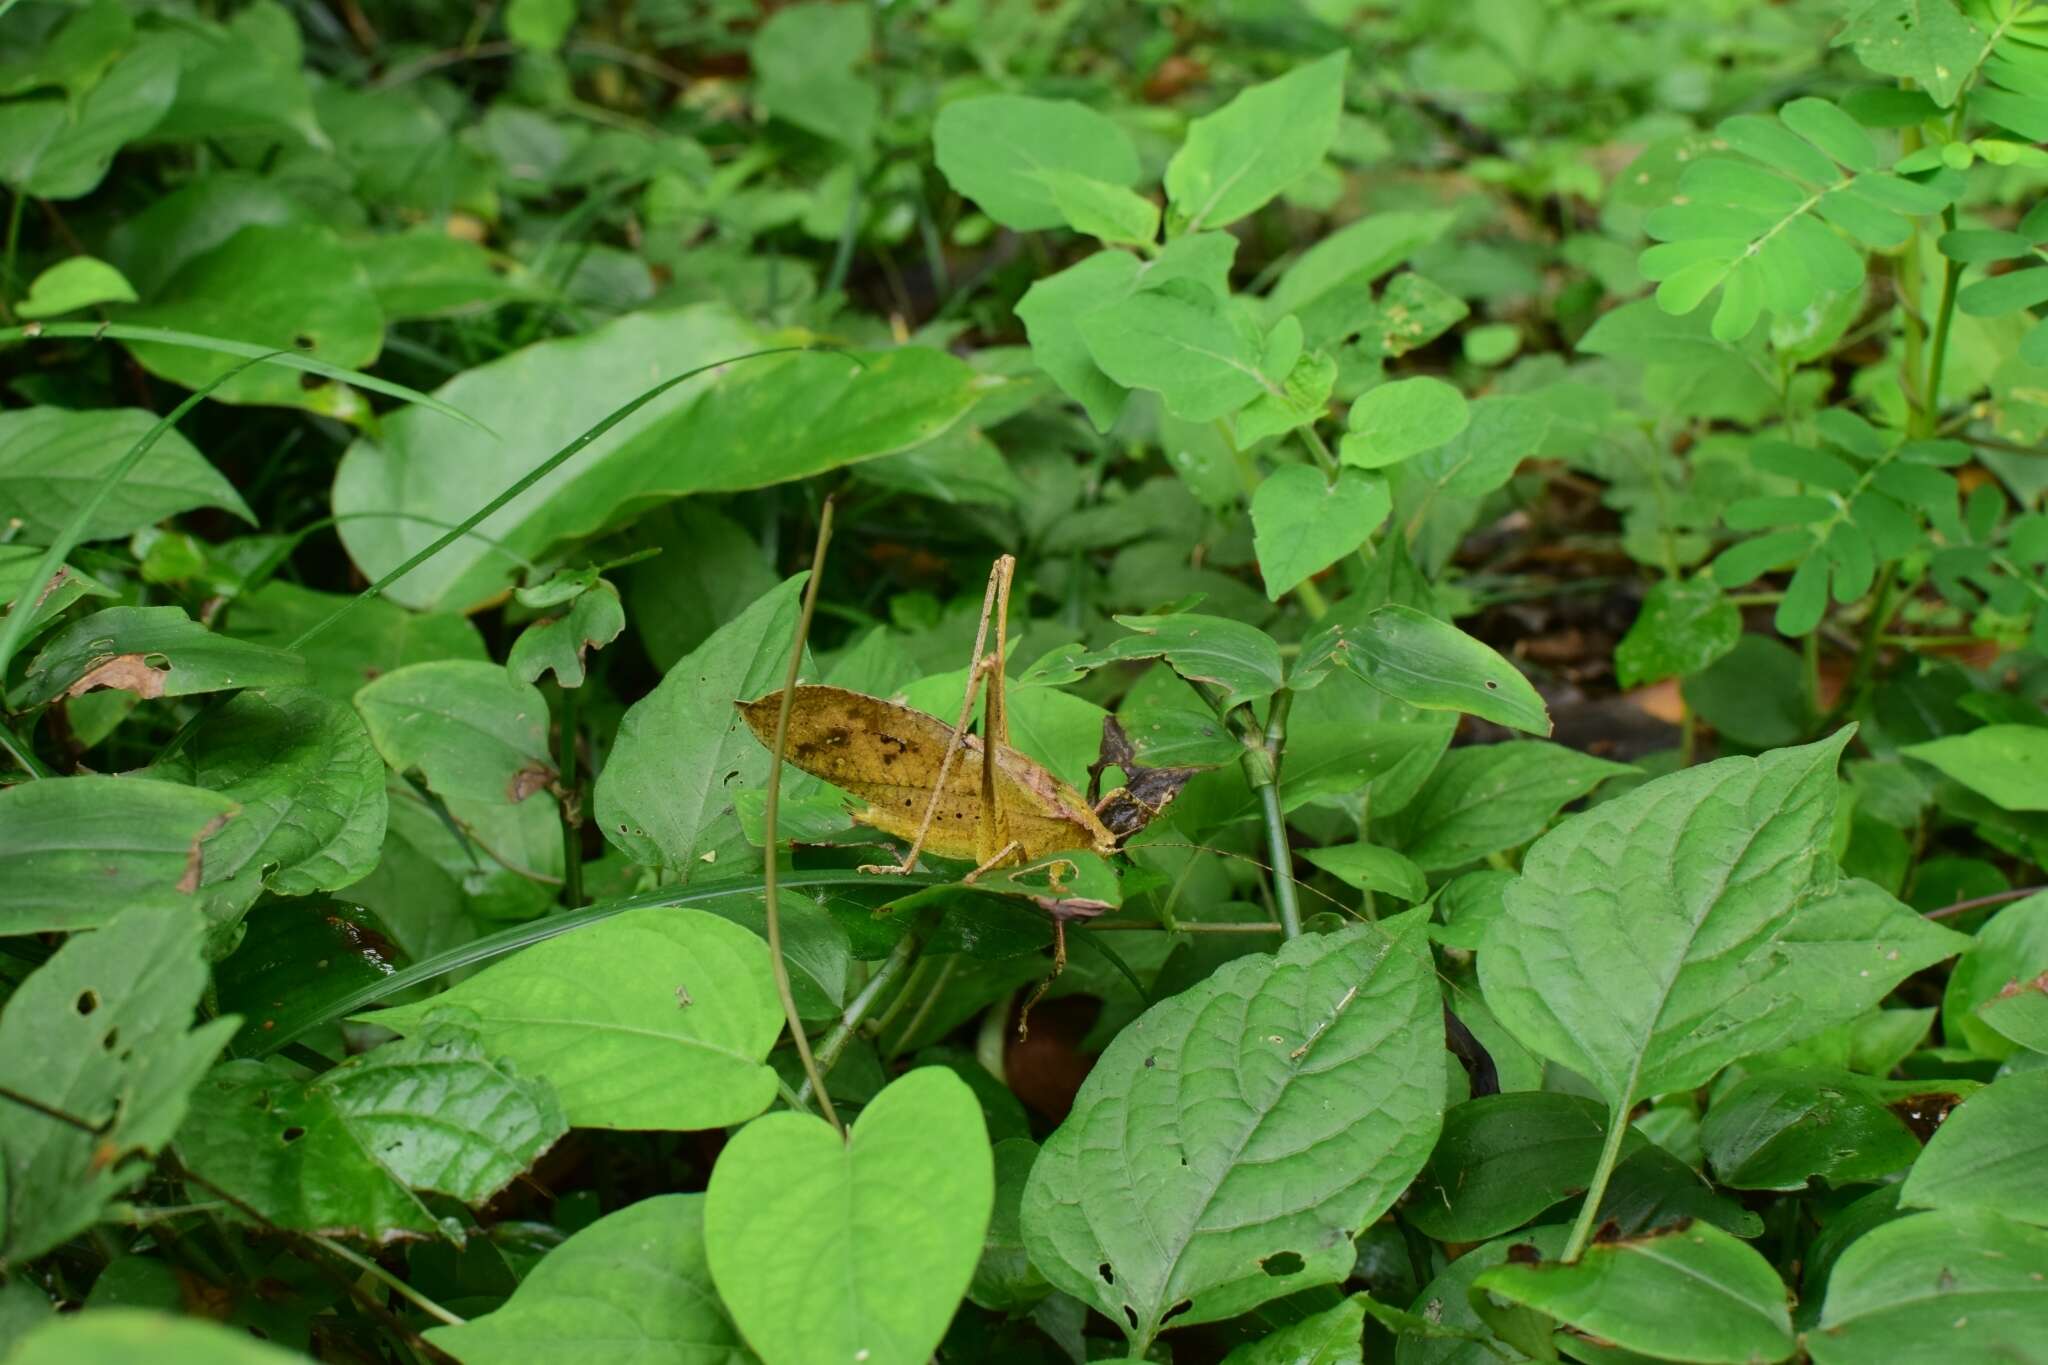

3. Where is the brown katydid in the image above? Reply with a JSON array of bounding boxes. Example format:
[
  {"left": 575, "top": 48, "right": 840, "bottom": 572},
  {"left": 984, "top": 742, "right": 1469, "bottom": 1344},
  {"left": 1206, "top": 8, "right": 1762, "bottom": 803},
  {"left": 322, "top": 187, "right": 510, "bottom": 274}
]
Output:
[{"left": 737, "top": 554, "right": 1200, "bottom": 983}]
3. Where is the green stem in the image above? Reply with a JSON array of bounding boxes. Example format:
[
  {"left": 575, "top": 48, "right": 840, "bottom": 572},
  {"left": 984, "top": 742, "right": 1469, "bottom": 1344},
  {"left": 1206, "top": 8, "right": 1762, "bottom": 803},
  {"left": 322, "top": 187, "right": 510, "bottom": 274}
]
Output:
[
  {"left": 797, "top": 914, "right": 928, "bottom": 1107},
  {"left": 761, "top": 499, "right": 842, "bottom": 1136},
  {"left": 0, "top": 724, "right": 47, "bottom": 778},
  {"left": 0, "top": 189, "right": 23, "bottom": 321},
  {"left": 1250, "top": 691, "right": 1302, "bottom": 940},
  {"left": 1562, "top": 1103, "right": 1634, "bottom": 1263},
  {"left": 1297, "top": 422, "right": 1341, "bottom": 477},
  {"left": 1920, "top": 210, "right": 1964, "bottom": 438},
  {"left": 556, "top": 684, "right": 584, "bottom": 909},
  {"left": 310, "top": 1234, "right": 465, "bottom": 1327}
]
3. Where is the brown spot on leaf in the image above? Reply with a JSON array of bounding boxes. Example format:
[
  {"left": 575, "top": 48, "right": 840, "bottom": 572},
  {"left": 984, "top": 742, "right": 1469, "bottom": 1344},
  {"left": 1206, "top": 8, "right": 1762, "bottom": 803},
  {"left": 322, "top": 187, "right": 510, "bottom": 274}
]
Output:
[
  {"left": 176, "top": 811, "right": 234, "bottom": 893},
  {"left": 507, "top": 763, "right": 553, "bottom": 802},
  {"left": 1891, "top": 1092, "right": 1962, "bottom": 1142},
  {"left": 1506, "top": 1241, "right": 1542, "bottom": 1265},
  {"left": 67, "top": 653, "right": 169, "bottom": 699}
]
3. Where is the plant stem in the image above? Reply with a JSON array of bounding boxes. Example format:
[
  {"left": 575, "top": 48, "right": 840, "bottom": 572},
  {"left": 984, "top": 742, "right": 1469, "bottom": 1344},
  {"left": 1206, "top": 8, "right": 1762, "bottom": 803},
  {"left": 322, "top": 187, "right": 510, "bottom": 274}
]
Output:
[
  {"left": 1562, "top": 1102, "right": 1634, "bottom": 1263},
  {"left": 310, "top": 1234, "right": 465, "bottom": 1328},
  {"left": 1823, "top": 563, "right": 1899, "bottom": 732},
  {"left": 1298, "top": 422, "right": 1341, "bottom": 477},
  {"left": 1250, "top": 691, "right": 1302, "bottom": 940},
  {"left": 1926, "top": 885, "right": 2044, "bottom": 921},
  {"left": 762, "top": 499, "right": 843, "bottom": 1137},
  {"left": 1921, "top": 247, "right": 1963, "bottom": 437},
  {"left": 0, "top": 189, "right": 22, "bottom": 322},
  {"left": 797, "top": 914, "right": 929, "bottom": 1107},
  {"left": 556, "top": 683, "right": 584, "bottom": 909}
]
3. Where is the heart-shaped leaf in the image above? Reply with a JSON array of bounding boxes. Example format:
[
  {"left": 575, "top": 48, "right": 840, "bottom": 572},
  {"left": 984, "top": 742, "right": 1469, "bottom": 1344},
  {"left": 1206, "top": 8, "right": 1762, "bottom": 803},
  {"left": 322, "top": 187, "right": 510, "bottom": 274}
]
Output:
[{"left": 1251, "top": 465, "right": 1389, "bottom": 600}]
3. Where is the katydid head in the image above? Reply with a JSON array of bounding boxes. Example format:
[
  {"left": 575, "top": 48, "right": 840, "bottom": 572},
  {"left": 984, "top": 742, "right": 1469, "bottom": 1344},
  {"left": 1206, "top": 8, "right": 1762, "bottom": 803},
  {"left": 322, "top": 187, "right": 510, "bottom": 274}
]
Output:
[{"left": 1087, "top": 715, "right": 1205, "bottom": 849}]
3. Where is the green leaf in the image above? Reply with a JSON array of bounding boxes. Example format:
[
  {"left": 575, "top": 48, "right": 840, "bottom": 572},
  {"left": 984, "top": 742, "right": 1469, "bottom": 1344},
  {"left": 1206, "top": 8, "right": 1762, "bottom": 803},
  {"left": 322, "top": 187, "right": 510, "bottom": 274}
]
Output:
[
  {"left": 1080, "top": 279, "right": 1272, "bottom": 422},
  {"left": 6, "top": 1310, "right": 313, "bottom": 1365},
  {"left": 212, "top": 903, "right": 406, "bottom": 1055},
  {"left": 1398, "top": 394, "right": 1553, "bottom": 500},
  {"left": 1338, "top": 377, "right": 1470, "bottom": 470},
  {"left": 1903, "top": 726, "right": 2048, "bottom": 811},
  {"left": 1016, "top": 250, "right": 1144, "bottom": 432},
  {"left": 1480, "top": 733, "right": 1968, "bottom": 1111},
  {"left": 597, "top": 574, "right": 811, "bottom": 877},
  {"left": 1040, "top": 170, "right": 1160, "bottom": 247},
  {"left": 1164, "top": 51, "right": 1347, "bottom": 232},
  {"left": 1809, "top": 1210, "right": 2048, "bottom": 1362},
  {"left": 1472, "top": 1222, "right": 1795, "bottom": 1364},
  {"left": 706, "top": 1067, "right": 993, "bottom": 1365},
  {"left": 1835, "top": 0, "right": 1983, "bottom": 107},
  {"left": 1301, "top": 841, "right": 1426, "bottom": 902},
  {"left": 1681, "top": 634, "right": 1809, "bottom": 748},
  {"left": 1309, "top": 605, "right": 1551, "bottom": 735},
  {"left": 333, "top": 309, "right": 979, "bottom": 611},
  {"left": 151, "top": 687, "right": 387, "bottom": 902},
  {"left": 1262, "top": 208, "right": 1454, "bottom": 329},
  {"left": 1401, "top": 1225, "right": 1569, "bottom": 1365},
  {"left": 970, "top": 1137, "right": 1049, "bottom": 1312},
  {"left": 0, "top": 905, "right": 236, "bottom": 1264},
  {"left": 505, "top": 0, "right": 575, "bottom": 51},
  {"left": 1220, "top": 1294, "right": 1368, "bottom": 1364},
  {"left": 1900, "top": 1070, "right": 2048, "bottom": 1226},
  {"left": 1977, "top": 979, "right": 2048, "bottom": 1053},
  {"left": 1236, "top": 347, "right": 1338, "bottom": 447},
  {"left": 1251, "top": 465, "right": 1388, "bottom": 600},
  {"left": 0, "top": 775, "right": 240, "bottom": 934},
  {"left": 0, "top": 43, "right": 178, "bottom": 199},
  {"left": 177, "top": 1021, "right": 565, "bottom": 1241},
  {"left": 228, "top": 580, "right": 488, "bottom": 706},
  {"left": 425, "top": 1194, "right": 753, "bottom": 1363},
  {"left": 507, "top": 579, "right": 625, "bottom": 688},
  {"left": 1383, "top": 742, "right": 1633, "bottom": 873},
  {"left": 122, "top": 224, "right": 385, "bottom": 412},
  {"left": 362, "top": 907, "right": 782, "bottom": 1130},
  {"left": 356, "top": 661, "right": 555, "bottom": 806},
  {"left": 0, "top": 406, "right": 252, "bottom": 542},
  {"left": 0, "top": 545, "right": 112, "bottom": 649},
  {"left": 1614, "top": 578, "right": 1741, "bottom": 688},
  {"left": 1022, "top": 915, "right": 1445, "bottom": 1349},
  {"left": 18, "top": 604, "right": 305, "bottom": 707},
  {"left": 933, "top": 95, "right": 1140, "bottom": 232},
  {"left": 14, "top": 254, "right": 136, "bottom": 318},
  {"left": 1072, "top": 612, "right": 1285, "bottom": 711},
  {"left": 1409, "top": 1092, "right": 1647, "bottom": 1243},
  {"left": 750, "top": 2, "right": 875, "bottom": 153},
  {"left": 1942, "top": 892, "right": 2048, "bottom": 1060},
  {"left": 1701, "top": 1069, "right": 1930, "bottom": 1190}
]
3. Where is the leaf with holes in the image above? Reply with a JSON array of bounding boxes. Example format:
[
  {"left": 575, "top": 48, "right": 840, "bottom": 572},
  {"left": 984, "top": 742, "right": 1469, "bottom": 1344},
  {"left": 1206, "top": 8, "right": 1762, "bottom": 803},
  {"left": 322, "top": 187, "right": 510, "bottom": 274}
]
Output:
[
  {"left": 176, "top": 1019, "right": 564, "bottom": 1242},
  {"left": 17, "top": 605, "right": 306, "bottom": 708},
  {"left": 0, "top": 905, "right": 236, "bottom": 1264},
  {"left": 360, "top": 907, "right": 782, "bottom": 1130},
  {"left": 706, "top": 1067, "right": 992, "bottom": 1365},
  {"left": 426, "top": 1194, "right": 755, "bottom": 1363},
  {"left": 1022, "top": 913, "right": 1444, "bottom": 1352}
]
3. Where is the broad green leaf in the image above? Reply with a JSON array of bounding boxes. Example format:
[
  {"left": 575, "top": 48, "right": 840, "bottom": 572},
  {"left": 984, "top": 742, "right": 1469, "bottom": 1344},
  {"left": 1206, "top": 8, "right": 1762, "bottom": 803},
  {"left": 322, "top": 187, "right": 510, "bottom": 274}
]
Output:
[
  {"left": 18, "top": 605, "right": 306, "bottom": 707},
  {"left": 213, "top": 902, "right": 407, "bottom": 1054},
  {"left": 1977, "top": 979, "right": 2048, "bottom": 1053},
  {"left": 177, "top": 1021, "right": 565, "bottom": 1241},
  {"left": 1251, "top": 465, "right": 1388, "bottom": 599},
  {"left": 426, "top": 1194, "right": 753, "bottom": 1363},
  {"left": 1023, "top": 915, "right": 1445, "bottom": 1349},
  {"left": 123, "top": 223, "right": 385, "bottom": 412},
  {"left": 1339, "top": 377, "right": 1470, "bottom": 470},
  {"left": 1264, "top": 209, "right": 1456, "bottom": 325},
  {"left": 0, "top": 775, "right": 240, "bottom": 934},
  {"left": 363, "top": 907, "right": 782, "bottom": 1130},
  {"left": 934, "top": 96, "right": 1142, "bottom": 232},
  {"left": 0, "top": 545, "right": 113, "bottom": 647},
  {"left": 1480, "top": 733, "right": 1967, "bottom": 1111},
  {"left": 1903, "top": 726, "right": 2048, "bottom": 811},
  {"left": 152, "top": 687, "right": 387, "bottom": 901},
  {"left": 1614, "top": 577, "right": 1741, "bottom": 688},
  {"left": 1408, "top": 1092, "right": 1646, "bottom": 1243},
  {"left": 355, "top": 227, "right": 530, "bottom": 320},
  {"left": 1943, "top": 893, "right": 2048, "bottom": 1059},
  {"left": 750, "top": 2, "right": 874, "bottom": 153},
  {"left": 507, "top": 579, "right": 625, "bottom": 688},
  {"left": 1308, "top": 604, "right": 1550, "bottom": 735},
  {"left": 0, "top": 906, "right": 236, "bottom": 1264},
  {"left": 333, "top": 307, "right": 981, "bottom": 610},
  {"left": 1220, "top": 1294, "right": 1368, "bottom": 1365},
  {"left": 505, "top": 0, "right": 575, "bottom": 50},
  {"left": 0, "top": 406, "right": 251, "bottom": 541},
  {"left": 1836, "top": 0, "right": 1982, "bottom": 107},
  {"left": 1042, "top": 170, "right": 1161, "bottom": 246},
  {"left": 1398, "top": 394, "right": 1553, "bottom": 500},
  {"left": 1164, "top": 51, "right": 1347, "bottom": 232},
  {"left": 1399, "top": 1225, "right": 1568, "bottom": 1365},
  {"left": 356, "top": 661, "right": 555, "bottom": 806},
  {"left": 705, "top": 1068, "right": 993, "bottom": 1365},
  {"left": 1900, "top": 1070, "right": 2048, "bottom": 1225},
  {"left": 6, "top": 1310, "right": 313, "bottom": 1365},
  {"left": 1016, "top": 250, "right": 1144, "bottom": 432},
  {"left": 0, "top": 0, "right": 133, "bottom": 101},
  {"left": 970, "top": 1138, "right": 1049, "bottom": 1312},
  {"left": 597, "top": 574, "right": 812, "bottom": 876},
  {"left": 0, "top": 43, "right": 177, "bottom": 199},
  {"left": 228, "top": 579, "right": 488, "bottom": 705},
  {"left": 15, "top": 254, "right": 136, "bottom": 318},
  {"left": 1072, "top": 611, "right": 1285, "bottom": 711},
  {"left": 1080, "top": 279, "right": 1273, "bottom": 422},
  {"left": 1236, "top": 347, "right": 1338, "bottom": 447},
  {"left": 1472, "top": 1222, "right": 1795, "bottom": 1364},
  {"left": 1301, "top": 841, "right": 1426, "bottom": 902},
  {"left": 1383, "top": 742, "right": 1632, "bottom": 872},
  {"left": 1701, "top": 1069, "right": 1932, "bottom": 1190},
  {"left": 1809, "top": 1210, "right": 2048, "bottom": 1363},
  {"left": 617, "top": 502, "right": 779, "bottom": 672},
  {"left": 1681, "top": 634, "right": 1809, "bottom": 749}
]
